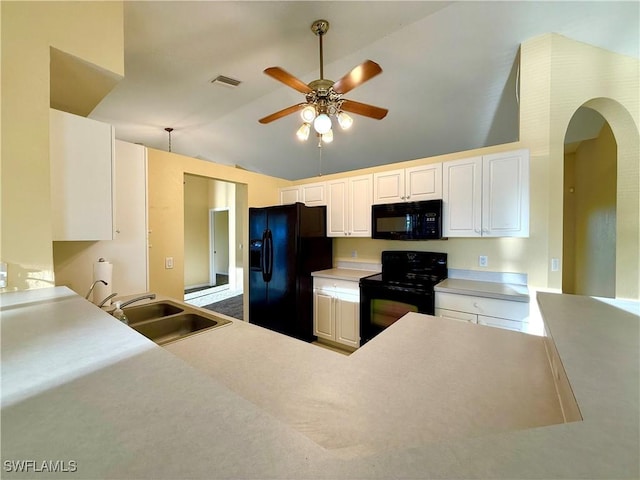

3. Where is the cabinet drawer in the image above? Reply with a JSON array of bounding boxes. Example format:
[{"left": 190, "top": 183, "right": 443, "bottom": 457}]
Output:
[
  {"left": 435, "top": 292, "right": 529, "bottom": 321},
  {"left": 435, "top": 308, "right": 477, "bottom": 324},
  {"left": 478, "top": 315, "right": 523, "bottom": 332},
  {"left": 313, "top": 277, "right": 360, "bottom": 294}
]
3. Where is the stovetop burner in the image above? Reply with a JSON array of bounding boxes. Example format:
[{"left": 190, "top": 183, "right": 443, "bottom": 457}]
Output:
[{"left": 361, "top": 251, "right": 448, "bottom": 290}]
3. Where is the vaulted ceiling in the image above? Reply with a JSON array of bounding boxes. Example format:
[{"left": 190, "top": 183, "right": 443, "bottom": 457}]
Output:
[{"left": 90, "top": 1, "right": 639, "bottom": 180}]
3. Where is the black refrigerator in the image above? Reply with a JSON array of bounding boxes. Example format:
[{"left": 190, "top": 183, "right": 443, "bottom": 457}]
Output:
[{"left": 249, "top": 202, "right": 332, "bottom": 341}]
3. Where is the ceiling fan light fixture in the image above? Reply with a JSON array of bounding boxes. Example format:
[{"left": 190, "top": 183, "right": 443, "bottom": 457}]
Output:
[
  {"left": 322, "top": 129, "right": 334, "bottom": 143},
  {"left": 301, "top": 105, "right": 317, "bottom": 123},
  {"left": 313, "top": 113, "right": 332, "bottom": 134},
  {"left": 337, "top": 111, "right": 353, "bottom": 130},
  {"left": 296, "top": 123, "right": 311, "bottom": 141}
]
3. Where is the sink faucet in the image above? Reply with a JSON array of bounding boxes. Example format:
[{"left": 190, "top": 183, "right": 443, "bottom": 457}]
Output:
[
  {"left": 85, "top": 279, "right": 108, "bottom": 300},
  {"left": 119, "top": 293, "right": 157, "bottom": 309},
  {"left": 97, "top": 292, "right": 118, "bottom": 308}
]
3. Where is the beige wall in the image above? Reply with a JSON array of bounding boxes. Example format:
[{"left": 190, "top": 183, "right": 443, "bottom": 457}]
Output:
[
  {"left": 1, "top": 1, "right": 124, "bottom": 291},
  {"left": 564, "top": 124, "right": 617, "bottom": 297},
  {"left": 543, "top": 35, "right": 639, "bottom": 299},
  {"left": 147, "top": 148, "right": 289, "bottom": 300}
]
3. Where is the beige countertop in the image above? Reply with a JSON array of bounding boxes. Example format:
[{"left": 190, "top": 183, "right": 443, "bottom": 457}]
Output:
[
  {"left": 435, "top": 278, "right": 530, "bottom": 302},
  {"left": 1, "top": 287, "right": 638, "bottom": 479},
  {"left": 311, "top": 268, "right": 378, "bottom": 282}
]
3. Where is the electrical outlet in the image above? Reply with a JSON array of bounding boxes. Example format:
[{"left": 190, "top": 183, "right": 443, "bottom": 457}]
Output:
[
  {"left": 351, "top": 250, "right": 358, "bottom": 258},
  {"left": 551, "top": 258, "right": 560, "bottom": 272},
  {"left": 165, "top": 257, "right": 174, "bottom": 269},
  {"left": 479, "top": 255, "right": 488, "bottom": 267}
]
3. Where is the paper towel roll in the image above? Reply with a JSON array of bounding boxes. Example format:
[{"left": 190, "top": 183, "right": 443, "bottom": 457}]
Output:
[{"left": 92, "top": 259, "right": 113, "bottom": 305}]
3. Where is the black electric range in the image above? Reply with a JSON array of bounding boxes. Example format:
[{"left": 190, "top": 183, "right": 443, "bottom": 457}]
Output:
[{"left": 359, "top": 251, "right": 447, "bottom": 343}]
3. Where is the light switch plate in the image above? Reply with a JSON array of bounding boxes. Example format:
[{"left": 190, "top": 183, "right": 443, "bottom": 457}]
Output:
[
  {"left": 551, "top": 258, "right": 560, "bottom": 272},
  {"left": 165, "top": 257, "right": 174, "bottom": 269}
]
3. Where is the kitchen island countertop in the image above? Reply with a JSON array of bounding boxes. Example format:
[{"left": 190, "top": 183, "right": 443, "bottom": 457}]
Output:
[{"left": 1, "top": 287, "right": 638, "bottom": 479}]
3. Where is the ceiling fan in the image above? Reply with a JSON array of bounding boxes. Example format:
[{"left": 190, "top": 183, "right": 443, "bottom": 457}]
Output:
[{"left": 259, "top": 19, "right": 388, "bottom": 144}]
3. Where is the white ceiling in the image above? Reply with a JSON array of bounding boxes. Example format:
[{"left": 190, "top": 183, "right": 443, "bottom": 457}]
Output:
[{"left": 90, "top": 1, "right": 639, "bottom": 180}]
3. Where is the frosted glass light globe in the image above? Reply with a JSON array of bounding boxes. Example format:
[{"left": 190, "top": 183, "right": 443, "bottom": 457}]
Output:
[
  {"left": 296, "top": 123, "right": 310, "bottom": 141},
  {"left": 300, "top": 106, "right": 317, "bottom": 123},
  {"left": 313, "top": 114, "right": 332, "bottom": 134}
]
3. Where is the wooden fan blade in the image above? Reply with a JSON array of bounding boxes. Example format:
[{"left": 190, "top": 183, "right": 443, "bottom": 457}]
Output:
[
  {"left": 332, "top": 60, "right": 383, "bottom": 95},
  {"left": 340, "top": 99, "right": 388, "bottom": 120},
  {"left": 259, "top": 103, "right": 307, "bottom": 124},
  {"left": 264, "top": 67, "right": 313, "bottom": 94}
]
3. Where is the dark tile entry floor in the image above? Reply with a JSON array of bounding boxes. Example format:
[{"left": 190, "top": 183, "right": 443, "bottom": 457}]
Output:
[
  {"left": 184, "top": 274, "right": 229, "bottom": 295},
  {"left": 203, "top": 294, "right": 243, "bottom": 320}
]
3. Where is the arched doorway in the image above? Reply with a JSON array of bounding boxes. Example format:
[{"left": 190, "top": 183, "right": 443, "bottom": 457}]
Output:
[{"left": 563, "top": 107, "right": 617, "bottom": 297}]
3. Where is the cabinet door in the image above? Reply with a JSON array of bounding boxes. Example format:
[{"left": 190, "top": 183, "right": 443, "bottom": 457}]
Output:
[
  {"left": 279, "top": 186, "right": 301, "bottom": 205},
  {"left": 313, "top": 291, "right": 335, "bottom": 340},
  {"left": 50, "top": 109, "right": 114, "bottom": 241},
  {"left": 301, "top": 182, "right": 326, "bottom": 206},
  {"left": 406, "top": 164, "right": 442, "bottom": 201},
  {"left": 348, "top": 174, "right": 373, "bottom": 237},
  {"left": 113, "top": 141, "right": 149, "bottom": 294},
  {"left": 373, "top": 169, "right": 404, "bottom": 204},
  {"left": 482, "top": 150, "right": 529, "bottom": 237},
  {"left": 327, "top": 180, "right": 348, "bottom": 237},
  {"left": 335, "top": 295, "right": 360, "bottom": 348},
  {"left": 442, "top": 157, "right": 482, "bottom": 237}
]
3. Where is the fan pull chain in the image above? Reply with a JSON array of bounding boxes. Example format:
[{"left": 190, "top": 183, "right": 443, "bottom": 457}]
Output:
[{"left": 317, "top": 136, "right": 323, "bottom": 176}]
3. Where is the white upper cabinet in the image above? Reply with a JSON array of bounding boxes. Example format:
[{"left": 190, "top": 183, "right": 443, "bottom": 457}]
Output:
[
  {"left": 442, "top": 156, "right": 483, "bottom": 237},
  {"left": 279, "top": 186, "right": 301, "bottom": 205},
  {"left": 50, "top": 108, "right": 115, "bottom": 241},
  {"left": 301, "top": 182, "right": 326, "bottom": 206},
  {"left": 373, "top": 164, "right": 442, "bottom": 204},
  {"left": 327, "top": 174, "right": 373, "bottom": 237},
  {"left": 279, "top": 182, "right": 326, "bottom": 206},
  {"left": 482, "top": 150, "right": 530, "bottom": 237},
  {"left": 443, "top": 149, "right": 529, "bottom": 238}
]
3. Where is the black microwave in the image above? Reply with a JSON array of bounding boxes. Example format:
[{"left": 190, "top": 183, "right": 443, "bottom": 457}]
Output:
[{"left": 371, "top": 199, "right": 444, "bottom": 240}]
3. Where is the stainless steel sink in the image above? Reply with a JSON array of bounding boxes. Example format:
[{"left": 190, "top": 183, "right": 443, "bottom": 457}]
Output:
[
  {"left": 122, "top": 298, "right": 232, "bottom": 345},
  {"left": 124, "top": 301, "right": 184, "bottom": 325}
]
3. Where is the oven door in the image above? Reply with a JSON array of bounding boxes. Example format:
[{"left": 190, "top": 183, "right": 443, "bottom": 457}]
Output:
[{"left": 360, "top": 282, "right": 434, "bottom": 344}]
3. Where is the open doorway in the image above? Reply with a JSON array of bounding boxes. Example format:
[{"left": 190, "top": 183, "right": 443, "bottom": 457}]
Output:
[
  {"left": 209, "top": 208, "right": 229, "bottom": 288},
  {"left": 183, "top": 174, "right": 244, "bottom": 317},
  {"left": 563, "top": 107, "right": 617, "bottom": 297}
]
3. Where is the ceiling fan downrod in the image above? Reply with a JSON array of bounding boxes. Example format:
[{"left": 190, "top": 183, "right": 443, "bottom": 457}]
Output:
[{"left": 311, "top": 19, "right": 329, "bottom": 81}]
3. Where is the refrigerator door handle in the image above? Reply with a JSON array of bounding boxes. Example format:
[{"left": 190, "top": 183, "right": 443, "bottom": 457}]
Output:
[
  {"left": 260, "top": 230, "right": 267, "bottom": 282},
  {"left": 264, "top": 229, "right": 273, "bottom": 282}
]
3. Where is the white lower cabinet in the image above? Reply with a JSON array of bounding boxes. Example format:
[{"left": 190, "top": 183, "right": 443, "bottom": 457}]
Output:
[
  {"left": 313, "top": 277, "right": 360, "bottom": 348},
  {"left": 435, "top": 291, "right": 529, "bottom": 333}
]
